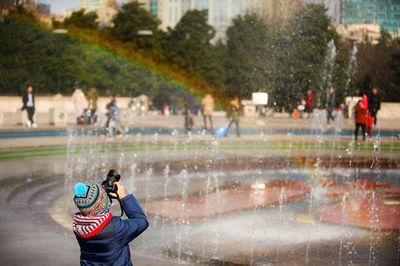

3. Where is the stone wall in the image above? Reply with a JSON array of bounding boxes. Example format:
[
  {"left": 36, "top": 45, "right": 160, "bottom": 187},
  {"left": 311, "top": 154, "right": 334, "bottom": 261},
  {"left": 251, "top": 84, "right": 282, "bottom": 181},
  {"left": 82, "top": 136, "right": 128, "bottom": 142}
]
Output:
[
  {"left": 379, "top": 103, "right": 400, "bottom": 120},
  {"left": 0, "top": 96, "right": 399, "bottom": 121},
  {"left": 0, "top": 96, "right": 131, "bottom": 114}
]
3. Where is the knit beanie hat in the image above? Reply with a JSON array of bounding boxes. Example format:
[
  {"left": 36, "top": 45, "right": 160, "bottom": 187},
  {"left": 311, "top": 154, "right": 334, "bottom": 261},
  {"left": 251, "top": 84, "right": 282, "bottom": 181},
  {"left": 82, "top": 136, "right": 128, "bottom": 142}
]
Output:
[{"left": 73, "top": 182, "right": 111, "bottom": 217}]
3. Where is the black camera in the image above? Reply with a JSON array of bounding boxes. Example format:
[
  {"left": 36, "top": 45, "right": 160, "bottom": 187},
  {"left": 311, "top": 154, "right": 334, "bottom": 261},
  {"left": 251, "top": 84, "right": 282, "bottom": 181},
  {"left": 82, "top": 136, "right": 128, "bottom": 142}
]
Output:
[{"left": 102, "top": 169, "right": 121, "bottom": 194}]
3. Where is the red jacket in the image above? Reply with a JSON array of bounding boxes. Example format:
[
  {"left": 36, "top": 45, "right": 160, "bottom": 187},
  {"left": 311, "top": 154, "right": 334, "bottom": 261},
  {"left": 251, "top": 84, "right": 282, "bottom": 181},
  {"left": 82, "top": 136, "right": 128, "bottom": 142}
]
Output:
[
  {"left": 361, "top": 95, "right": 368, "bottom": 110},
  {"left": 355, "top": 102, "right": 367, "bottom": 125},
  {"left": 305, "top": 94, "right": 314, "bottom": 110}
]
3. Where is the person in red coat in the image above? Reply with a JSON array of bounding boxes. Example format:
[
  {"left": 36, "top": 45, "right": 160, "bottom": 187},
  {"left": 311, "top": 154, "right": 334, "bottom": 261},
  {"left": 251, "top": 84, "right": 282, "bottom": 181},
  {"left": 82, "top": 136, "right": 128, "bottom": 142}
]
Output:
[
  {"left": 360, "top": 93, "right": 375, "bottom": 137},
  {"left": 305, "top": 88, "right": 314, "bottom": 116},
  {"left": 354, "top": 100, "right": 367, "bottom": 141},
  {"left": 361, "top": 93, "right": 368, "bottom": 111}
]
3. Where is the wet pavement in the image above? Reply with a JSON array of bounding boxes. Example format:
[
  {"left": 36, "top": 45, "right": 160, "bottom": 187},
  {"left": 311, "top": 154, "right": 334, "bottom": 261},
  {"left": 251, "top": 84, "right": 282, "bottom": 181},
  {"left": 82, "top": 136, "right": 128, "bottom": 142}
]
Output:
[{"left": 145, "top": 180, "right": 310, "bottom": 223}]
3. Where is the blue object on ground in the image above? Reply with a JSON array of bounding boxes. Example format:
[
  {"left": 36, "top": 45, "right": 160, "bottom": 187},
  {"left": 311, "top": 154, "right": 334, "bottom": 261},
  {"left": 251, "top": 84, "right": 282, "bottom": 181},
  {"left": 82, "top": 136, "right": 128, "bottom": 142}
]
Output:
[{"left": 215, "top": 127, "right": 228, "bottom": 138}]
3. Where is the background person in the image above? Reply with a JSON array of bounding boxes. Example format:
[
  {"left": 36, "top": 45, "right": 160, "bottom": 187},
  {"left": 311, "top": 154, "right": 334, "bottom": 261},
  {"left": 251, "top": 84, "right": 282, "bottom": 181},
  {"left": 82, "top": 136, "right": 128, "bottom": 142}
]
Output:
[
  {"left": 326, "top": 87, "right": 336, "bottom": 125},
  {"left": 354, "top": 100, "right": 367, "bottom": 141},
  {"left": 368, "top": 86, "right": 381, "bottom": 126},
  {"left": 87, "top": 86, "right": 98, "bottom": 124},
  {"left": 361, "top": 92, "right": 368, "bottom": 110},
  {"left": 104, "top": 95, "right": 123, "bottom": 139},
  {"left": 21, "top": 85, "right": 37, "bottom": 128},
  {"left": 201, "top": 94, "right": 214, "bottom": 132},
  {"left": 162, "top": 103, "right": 170, "bottom": 116},
  {"left": 105, "top": 95, "right": 114, "bottom": 129},
  {"left": 226, "top": 96, "right": 240, "bottom": 137},
  {"left": 287, "top": 103, "right": 294, "bottom": 117},
  {"left": 73, "top": 181, "right": 148, "bottom": 265},
  {"left": 183, "top": 103, "right": 194, "bottom": 134},
  {"left": 305, "top": 88, "right": 314, "bottom": 117},
  {"left": 72, "top": 87, "right": 87, "bottom": 124},
  {"left": 361, "top": 93, "right": 372, "bottom": 137},
  {"left": 298, "top": 98, "right": 306, "bottom": 118}
]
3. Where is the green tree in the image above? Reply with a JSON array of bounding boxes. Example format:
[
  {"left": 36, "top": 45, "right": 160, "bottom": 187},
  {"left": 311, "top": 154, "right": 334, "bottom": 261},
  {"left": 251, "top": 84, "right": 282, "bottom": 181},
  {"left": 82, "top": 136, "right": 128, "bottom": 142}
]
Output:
[
  {"left": 355, "top": 31, "right": 400, "bottom": 102},
  {"left": 225, "top": 14, "right": 270, "bottom": 98},
  {"left": 111, "top": 2, "right": 159, "bottom": 49},
  {"left": 390, "top": 39, "right": 400, "bottom": 102},
  {"left": 165, "top": 10, "right": 221, "bottom": 85},
  {"left": 208, "top": 41, "right": 228, "bottom": 91},
  {"left": 63, "top": 9, "right": 98, "bottom": 29},
  {"left": 270, "top": 4, "right": 336, "bottom": 108},
  {"left": 377, "top": 29, "right": 393, "bottom": 49},
  {"left": 1, "top": 5, "right": 38, "bottom": 24},
  {"left": 0, "top": 7, "right": 187, "bottom": 98},
  {"left": 0, "top": 14, "right": 95, "bottom": 95},
  {"left": 331, "top": 39, "right": 350, "bottom": 102}
]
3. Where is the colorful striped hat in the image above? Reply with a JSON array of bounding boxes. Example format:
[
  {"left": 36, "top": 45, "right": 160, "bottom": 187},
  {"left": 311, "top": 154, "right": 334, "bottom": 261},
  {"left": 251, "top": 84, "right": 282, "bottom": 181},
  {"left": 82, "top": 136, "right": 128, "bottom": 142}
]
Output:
[{"left": 73, "top": 182, "right": 111, "bottom": 217}]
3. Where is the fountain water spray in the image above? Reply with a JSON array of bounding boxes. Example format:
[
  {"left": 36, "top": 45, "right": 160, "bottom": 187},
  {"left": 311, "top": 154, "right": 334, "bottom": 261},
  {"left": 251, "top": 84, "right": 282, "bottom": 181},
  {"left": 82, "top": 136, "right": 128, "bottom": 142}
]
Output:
[
  {"left": 322, "top": 40, "right": 337, "bottom": 90},
  {"left": 345, "top": 43, "right": 358, "bottom": 97}
]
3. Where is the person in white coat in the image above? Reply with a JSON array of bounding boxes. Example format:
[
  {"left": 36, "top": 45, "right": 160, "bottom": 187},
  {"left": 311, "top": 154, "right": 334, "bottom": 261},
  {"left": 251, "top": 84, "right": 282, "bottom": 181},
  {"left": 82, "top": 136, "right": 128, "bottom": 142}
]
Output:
[{"left": 72, "top": 88, "right": 87, "bottom": 123}]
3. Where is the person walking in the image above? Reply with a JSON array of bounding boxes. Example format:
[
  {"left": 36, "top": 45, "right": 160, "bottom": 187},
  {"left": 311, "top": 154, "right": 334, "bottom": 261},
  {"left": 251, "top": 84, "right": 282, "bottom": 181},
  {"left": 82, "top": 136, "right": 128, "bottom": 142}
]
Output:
[
  {"left": 226, "top": 96, "right": 240, "bottom": 137},
  {"left": 72, "top": 181, "right": 148, "bottom": 266},
  {"left": 305, "top": 88, "right": 314, "bottom": 117},
  {"left": 354, "top": 100, "right": 367, "bottom": 141},
  {"left": 361, "top": 93, "right": 373, "bottom": 137},
  {"left": 201, "top": 94, "right": 214, "bottom": 132},
  {"left": 21, "top": 85, "right": 37, "bottom": 128},
  {"left": 368, "top": 87, "right": 381, "bottom": 126},
  {"left": 87, "top": 86, "right": 98, "bottom": 124},
  {"left": 104, "top": 95, "right": 122, "bottom": 139},
  {"left": 326, "top": 87, "right": 336, "bottom": 125},
  {"left": 183, "top": 104, "right": 194, "bottom": 134}
]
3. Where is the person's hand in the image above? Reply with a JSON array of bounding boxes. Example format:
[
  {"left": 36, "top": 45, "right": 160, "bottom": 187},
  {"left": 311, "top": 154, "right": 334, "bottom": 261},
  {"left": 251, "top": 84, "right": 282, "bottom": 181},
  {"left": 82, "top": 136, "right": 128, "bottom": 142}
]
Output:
[{"left": 114, "top": 182, "right": 127, "bottom": 199}]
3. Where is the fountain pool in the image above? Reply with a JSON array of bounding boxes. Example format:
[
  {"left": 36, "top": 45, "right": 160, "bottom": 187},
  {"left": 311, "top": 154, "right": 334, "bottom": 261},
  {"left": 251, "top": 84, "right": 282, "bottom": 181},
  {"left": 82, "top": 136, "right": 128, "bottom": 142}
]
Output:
[{"left": 3, "top": 135, "right": 399, "bottom": 265}]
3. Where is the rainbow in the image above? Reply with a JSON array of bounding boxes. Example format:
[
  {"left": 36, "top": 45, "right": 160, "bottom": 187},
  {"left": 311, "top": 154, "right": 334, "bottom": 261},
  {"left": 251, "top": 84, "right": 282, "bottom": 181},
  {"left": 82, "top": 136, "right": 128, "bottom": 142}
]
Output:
[
  {"left": 69, "top": 27, "right": 207, "bottom": 94},
  {"left": 7, "top": 10, "right": 225, "bottom": 105},
  {"left": 58, "top": 25, "right": 226, "bottom": 105}
]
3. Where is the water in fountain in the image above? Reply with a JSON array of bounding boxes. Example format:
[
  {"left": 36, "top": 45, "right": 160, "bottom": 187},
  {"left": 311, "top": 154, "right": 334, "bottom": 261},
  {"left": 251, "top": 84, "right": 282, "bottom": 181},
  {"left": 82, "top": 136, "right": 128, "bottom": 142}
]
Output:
[
  {"left": 322, "top": 39, "right": 337, "bottom": 90},
  {"left": 345, "top": 44, "right": 358, "bottom": 96},
  {"left": 312, "top": 39, "right": 337, "bottom": 133},
  {"left": 49, "top": 32, "right": 400, "bottom": 264},
  {"left": 36, "top": 122, "right": 398, "bottom": 265}
]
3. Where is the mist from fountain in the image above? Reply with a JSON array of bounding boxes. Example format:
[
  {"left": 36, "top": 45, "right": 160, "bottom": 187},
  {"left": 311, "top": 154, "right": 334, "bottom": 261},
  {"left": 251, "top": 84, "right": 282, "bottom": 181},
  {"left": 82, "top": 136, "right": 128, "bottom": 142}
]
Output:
[
  {"left": 322, "top": 39, "right": 337, "bottom": 90},
  {"left": 345, "top": 44, "right": 358, "bottom": 97}
]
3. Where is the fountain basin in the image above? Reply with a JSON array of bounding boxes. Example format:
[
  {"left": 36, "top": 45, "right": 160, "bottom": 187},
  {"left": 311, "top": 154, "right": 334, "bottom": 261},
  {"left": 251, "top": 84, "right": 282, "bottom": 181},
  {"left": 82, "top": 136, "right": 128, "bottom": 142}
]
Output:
[
  {"left": 145, "top": 180, "right": 310, "bottom": 223},
  {"left": 2, "top": 148, "right": 400, "bottom": 265},
  {"left": 317, "top": 189, "right": 400, "bottom": 231}
]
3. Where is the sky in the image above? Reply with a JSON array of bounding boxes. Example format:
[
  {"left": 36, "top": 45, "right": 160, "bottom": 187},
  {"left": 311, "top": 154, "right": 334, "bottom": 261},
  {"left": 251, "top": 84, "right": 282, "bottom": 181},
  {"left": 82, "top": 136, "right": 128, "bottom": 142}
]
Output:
[{"left": 37, "top": 0, "right": 126, "bottom": 15}]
